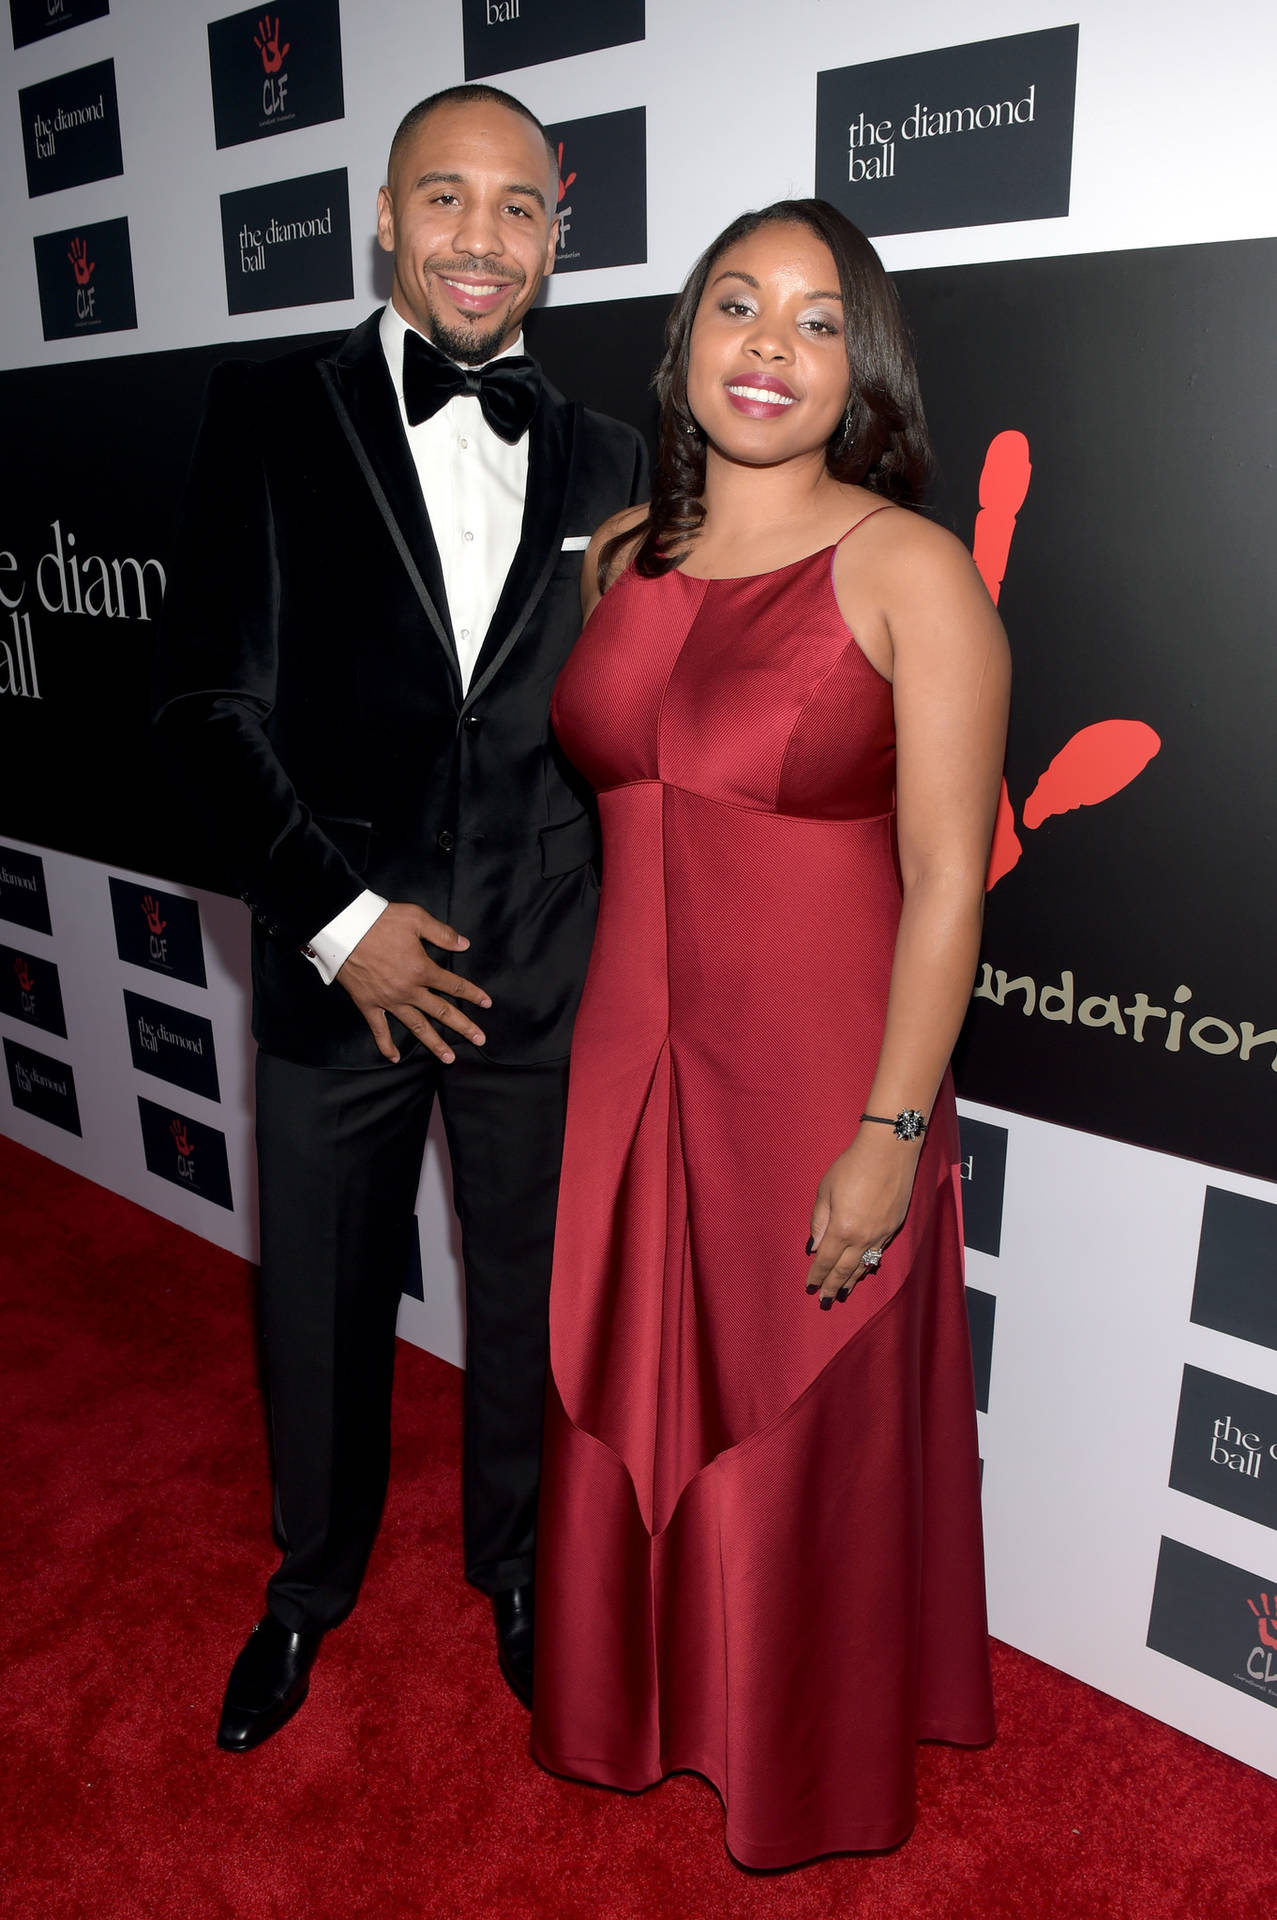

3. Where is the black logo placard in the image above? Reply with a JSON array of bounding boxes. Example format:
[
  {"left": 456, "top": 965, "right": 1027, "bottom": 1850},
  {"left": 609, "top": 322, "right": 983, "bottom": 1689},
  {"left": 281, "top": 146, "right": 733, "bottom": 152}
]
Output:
[
  {"left": 462, "top": 0, "right": 643, "bottom": 79},
  {"left": 1169, "top": 1364, "right": 1277, "bottom": 1532},
  {"left": 33, "top": 216, "right": 136, "bottom": 342},
  {"left": 108, "top": 878, "right": 207, "bottom": 988},
  {"left": 137, "top": 1096, "right": 233, "bottom": 1210},
  {"left": 0, "top": 944, "right": 66, "bottom": 1038},
  {"left": 208, "top": 0, "right": 344, "bottom": 150},
  {"left": 20, "top": 58, "right": 123, "bottom": 199},
  {"left": 1190, "top": 1188, "right": 1277, "bottom": 1355},
  {"left": 123, "top": 989, "right": 220, "bottom": 1101},
  {"left": 815, "top": 25, "right": 1077, "bottom": 239},
  {"left": 0, "top": 847, "right": 51, "bottom": 935},
  {"left": 958, "top": 1115, "right": 1008, "bottom": 1257},
  {"left": 965, "top": 1285, "right": 995, "bottom": 1413},
  {"left": 1147, "top": 1537, "right": 1277, "bottom": 1709},
  {"left": 220, "top": 167, "right": 352, "bottom": 314},
  {"left": 10, "top": 0, "right": 109, "bottom": 49},
  {"left": 5, "top": 1036, "right": 80, "bottom": 1134},
  {"left": 545, "top": 107, "right": 646, "bottom": 275}
]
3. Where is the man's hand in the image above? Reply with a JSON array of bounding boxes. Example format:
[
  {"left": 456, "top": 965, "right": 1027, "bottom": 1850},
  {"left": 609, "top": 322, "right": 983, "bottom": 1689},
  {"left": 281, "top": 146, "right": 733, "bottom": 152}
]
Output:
[{"left": 336, "top": 902, "right": 491, "bottom": 1065}]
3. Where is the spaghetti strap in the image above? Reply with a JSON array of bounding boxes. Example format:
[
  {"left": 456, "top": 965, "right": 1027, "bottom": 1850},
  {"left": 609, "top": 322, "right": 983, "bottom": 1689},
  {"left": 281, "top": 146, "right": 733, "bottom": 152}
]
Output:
[{"left": 833, "top": 503, "right": 895, "bottom": 551}]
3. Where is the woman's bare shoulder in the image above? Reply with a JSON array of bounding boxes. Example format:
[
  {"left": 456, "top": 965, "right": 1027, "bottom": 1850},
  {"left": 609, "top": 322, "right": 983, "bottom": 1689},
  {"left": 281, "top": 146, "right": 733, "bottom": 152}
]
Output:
[
  {"left": 581, "top": 504, "right": 650, "bottom": 617},
  {"left": 590, "top": 503, "right": 649, "bottom": 565},
  {"left": 837, "top": 501, "right": 987, "bottom": 596}
]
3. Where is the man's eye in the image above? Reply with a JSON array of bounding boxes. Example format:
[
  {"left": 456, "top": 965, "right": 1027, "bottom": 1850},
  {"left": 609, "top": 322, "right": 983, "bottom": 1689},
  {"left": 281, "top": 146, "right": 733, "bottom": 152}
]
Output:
[{"left": 505, "top": 203, "right": 532, "bottom": 218}]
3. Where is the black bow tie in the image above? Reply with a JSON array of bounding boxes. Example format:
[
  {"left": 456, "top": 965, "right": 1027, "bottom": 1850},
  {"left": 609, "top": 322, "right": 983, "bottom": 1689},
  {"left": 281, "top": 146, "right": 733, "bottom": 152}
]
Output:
[{"left": 401, "top": 330, "right": 541, "bottom": 443}]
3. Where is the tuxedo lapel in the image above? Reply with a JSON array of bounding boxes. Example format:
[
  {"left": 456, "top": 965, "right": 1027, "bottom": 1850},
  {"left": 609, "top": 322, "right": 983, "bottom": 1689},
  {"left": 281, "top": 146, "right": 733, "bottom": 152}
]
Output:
[
  {"left": 463, "top": 382, "right": 578, "bottom": 710},
  {"left": 318, "top": 313, "right": 460, "bottom": 689}
]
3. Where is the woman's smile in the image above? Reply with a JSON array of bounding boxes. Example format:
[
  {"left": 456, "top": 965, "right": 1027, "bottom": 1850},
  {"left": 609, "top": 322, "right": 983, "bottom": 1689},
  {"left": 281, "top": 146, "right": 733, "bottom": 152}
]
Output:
[{"left": 723, "top": 373, "right": 797, "bottom": 417}]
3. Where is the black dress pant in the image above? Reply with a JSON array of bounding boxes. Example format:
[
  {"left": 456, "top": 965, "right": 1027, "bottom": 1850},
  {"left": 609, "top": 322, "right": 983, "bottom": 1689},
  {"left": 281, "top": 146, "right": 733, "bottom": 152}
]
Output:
[{"left": 254, "top": 1040, "right": 569, "bottom": 1634}]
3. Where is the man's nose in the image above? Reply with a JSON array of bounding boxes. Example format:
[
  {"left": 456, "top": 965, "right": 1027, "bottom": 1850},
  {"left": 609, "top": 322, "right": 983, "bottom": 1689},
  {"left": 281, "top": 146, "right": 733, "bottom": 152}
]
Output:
[{"left": 451, "top": 198, "right": 502, "bottom": 258}]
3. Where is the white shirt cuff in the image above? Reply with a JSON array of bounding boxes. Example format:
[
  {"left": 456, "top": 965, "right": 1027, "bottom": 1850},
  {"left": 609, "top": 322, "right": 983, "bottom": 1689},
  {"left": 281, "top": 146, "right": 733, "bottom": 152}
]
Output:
[{"left": 302, "top": 890, "right": 389, "bottom": 985}]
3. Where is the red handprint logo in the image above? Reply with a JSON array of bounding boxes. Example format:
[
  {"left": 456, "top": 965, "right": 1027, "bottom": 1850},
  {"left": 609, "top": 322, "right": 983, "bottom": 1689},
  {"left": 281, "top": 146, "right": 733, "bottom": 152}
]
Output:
[
  {"left": 1248, "top": 1594, "right": 1277, "bottom": 1652},
  {"left": 556, "top": 142, "right": 576, "bottom": 206},
  {"left": 974, "top": 430, "right": 1162, "bottom": 891},
  {"left": 14, "top": 958, "right": 34, "bottom": 993},
  {"left": 254, "top": 13, "right": 289, "bottom": 73},
  {"left": 67, "top": 236, "right": 95, "bottom": 287},
  {"left": 141, "top": 894, "right": 166, "bottom": 936},
  {"left": 170, "top": 1117, "right": 194, "bottom": 1158}
]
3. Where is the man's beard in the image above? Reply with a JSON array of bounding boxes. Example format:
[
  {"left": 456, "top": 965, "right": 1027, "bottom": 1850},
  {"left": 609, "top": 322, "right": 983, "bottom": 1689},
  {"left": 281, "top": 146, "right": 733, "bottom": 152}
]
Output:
[{"left": 430, "top": 312, "right": 511, "bottom": 366}]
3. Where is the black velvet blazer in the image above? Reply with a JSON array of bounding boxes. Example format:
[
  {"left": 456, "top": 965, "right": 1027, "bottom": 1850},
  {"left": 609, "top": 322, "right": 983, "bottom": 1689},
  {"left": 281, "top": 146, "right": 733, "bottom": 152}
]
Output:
[{"left": 154, "top": 310, "right": 647, "bottom": 1068}]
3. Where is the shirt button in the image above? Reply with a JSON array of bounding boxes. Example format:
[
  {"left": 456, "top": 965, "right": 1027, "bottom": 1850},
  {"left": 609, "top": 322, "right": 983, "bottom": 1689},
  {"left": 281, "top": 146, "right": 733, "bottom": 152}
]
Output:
[
  {"left": 437, "top": 830, "right": 455, "bottom": 854},
  {"left": 459, "top": 437, "right": 469, "bottom": 449},
  {"left": 463, "top": 530, "right": 475, "bottom": 543}
]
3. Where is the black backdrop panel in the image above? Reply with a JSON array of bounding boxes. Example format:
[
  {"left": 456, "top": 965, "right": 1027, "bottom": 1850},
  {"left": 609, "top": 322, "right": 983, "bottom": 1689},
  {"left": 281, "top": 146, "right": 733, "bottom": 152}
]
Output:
[
  {"left": 0, "top": 332, "right": 338, "bottom": 889},
  {"left": 909, "top": 243, "right": 1277, "bottom": 1180},
  {"left": 2, "top": 237, "right": 1274, "bottom": 1175}
]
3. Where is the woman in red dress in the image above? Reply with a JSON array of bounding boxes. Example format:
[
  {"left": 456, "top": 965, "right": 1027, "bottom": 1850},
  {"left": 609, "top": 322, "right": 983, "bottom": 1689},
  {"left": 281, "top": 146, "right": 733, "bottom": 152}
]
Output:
[{"left": 533, "top": 199, "right": 1008, "bottom": 1868}]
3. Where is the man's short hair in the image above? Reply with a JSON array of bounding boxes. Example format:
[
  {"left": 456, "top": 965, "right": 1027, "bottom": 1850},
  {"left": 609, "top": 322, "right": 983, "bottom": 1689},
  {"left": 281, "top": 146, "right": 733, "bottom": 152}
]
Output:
[{"left": 388, "top": 84, "right": 558, "bottom": 188}]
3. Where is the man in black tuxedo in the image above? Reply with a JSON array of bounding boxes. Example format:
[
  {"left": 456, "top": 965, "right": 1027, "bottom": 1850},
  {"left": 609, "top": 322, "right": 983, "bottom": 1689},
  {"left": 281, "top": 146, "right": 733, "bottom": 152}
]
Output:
[{"left": 154, "top": 84, "right": 646, "bottom": 1750}]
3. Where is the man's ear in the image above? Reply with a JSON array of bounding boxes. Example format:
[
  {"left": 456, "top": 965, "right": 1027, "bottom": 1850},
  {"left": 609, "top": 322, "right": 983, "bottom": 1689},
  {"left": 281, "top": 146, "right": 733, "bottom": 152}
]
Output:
[
  {"left": 376, "top": 185, "right": 395, "bottom": 255},
  {"left": 543, "top": 216, "right": 558, "bottom": 277}
]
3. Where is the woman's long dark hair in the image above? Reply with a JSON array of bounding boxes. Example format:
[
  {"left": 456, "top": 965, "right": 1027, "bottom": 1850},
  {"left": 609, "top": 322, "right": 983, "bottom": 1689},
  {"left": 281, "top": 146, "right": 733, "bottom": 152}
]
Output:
[{"left": 602, "top": 198, "right": 933, "bottom": 584}]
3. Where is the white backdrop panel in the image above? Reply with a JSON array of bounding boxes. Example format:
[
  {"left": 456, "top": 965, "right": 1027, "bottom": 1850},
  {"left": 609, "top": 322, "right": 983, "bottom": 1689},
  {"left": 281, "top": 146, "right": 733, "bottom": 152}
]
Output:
[
  {"left": 965, "top": 1098, "right": 1277, "bottom": 1779},
  {"left": 2, "top": 0, "right": 1276, "bottom": 369},
  {"left": 0, "top": 838, "right": 466, "bottom": 1361}
]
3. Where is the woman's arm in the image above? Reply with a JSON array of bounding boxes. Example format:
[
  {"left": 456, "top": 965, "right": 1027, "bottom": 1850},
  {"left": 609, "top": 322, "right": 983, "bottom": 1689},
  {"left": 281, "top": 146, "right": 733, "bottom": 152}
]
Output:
[{"left": 806, "top": 520, "right": 1010, "bottom": 1305}]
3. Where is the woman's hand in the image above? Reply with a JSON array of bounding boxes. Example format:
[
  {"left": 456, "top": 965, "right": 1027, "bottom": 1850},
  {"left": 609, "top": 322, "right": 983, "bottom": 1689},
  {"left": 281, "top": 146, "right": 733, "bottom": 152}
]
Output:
[{"left": 804, "top": 1129, "right": 922, "bottom": 1309}]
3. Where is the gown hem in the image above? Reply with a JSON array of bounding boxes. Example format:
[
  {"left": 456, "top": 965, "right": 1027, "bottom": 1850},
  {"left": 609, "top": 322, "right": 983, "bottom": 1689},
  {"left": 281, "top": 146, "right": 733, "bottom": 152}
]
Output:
[{"left": 531, "top": 1743, "right": 920, "bottom": 1866}]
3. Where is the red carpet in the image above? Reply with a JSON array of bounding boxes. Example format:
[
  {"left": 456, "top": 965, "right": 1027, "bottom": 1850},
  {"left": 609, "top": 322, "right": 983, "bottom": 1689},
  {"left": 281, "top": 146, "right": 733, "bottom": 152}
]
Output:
[{"left": 1, "top": 1131, "right": 1274, "bottom": 1920}]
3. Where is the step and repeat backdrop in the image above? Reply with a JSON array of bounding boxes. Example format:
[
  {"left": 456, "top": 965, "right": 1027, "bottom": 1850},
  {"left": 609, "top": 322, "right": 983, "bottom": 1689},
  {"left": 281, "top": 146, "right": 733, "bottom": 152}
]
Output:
[{"left": 2, "top": 0, "right": 1275, "bottom": 1780}]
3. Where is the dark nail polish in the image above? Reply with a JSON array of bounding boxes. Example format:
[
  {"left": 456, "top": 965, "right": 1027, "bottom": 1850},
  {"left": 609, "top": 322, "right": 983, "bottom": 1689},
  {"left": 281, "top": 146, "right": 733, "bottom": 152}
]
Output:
[
  {"left": 819, "top": 1295, "right": 833, "bottom": 1311},
  {"left": 805, "top": 1283, "right": 819, "bottom": 1295},
  {"left": 835, "top": 1285, "right": 851, "bottom": 1303},
  {"left": 805, "top": 1236, "right": 816, "bottom": 1255}
]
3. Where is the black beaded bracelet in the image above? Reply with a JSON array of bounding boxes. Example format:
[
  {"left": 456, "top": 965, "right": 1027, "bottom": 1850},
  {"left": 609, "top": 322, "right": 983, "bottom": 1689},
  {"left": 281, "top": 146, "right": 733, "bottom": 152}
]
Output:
[{"left": 860, "top": 1110, "right": 928, "bottom": 1141}]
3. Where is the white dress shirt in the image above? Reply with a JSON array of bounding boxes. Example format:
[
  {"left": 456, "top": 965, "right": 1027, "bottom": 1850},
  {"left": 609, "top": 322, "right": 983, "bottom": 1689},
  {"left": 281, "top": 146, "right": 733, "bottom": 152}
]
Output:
[{"left": 304, "top": 303, "right": 531, "bottom": 985}]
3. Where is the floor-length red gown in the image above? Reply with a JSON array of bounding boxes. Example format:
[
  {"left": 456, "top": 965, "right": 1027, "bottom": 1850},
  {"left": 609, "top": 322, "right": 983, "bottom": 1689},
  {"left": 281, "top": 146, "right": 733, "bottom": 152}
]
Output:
[{"left": 532, "top": 520, "right": 994, "bottom": 1868}]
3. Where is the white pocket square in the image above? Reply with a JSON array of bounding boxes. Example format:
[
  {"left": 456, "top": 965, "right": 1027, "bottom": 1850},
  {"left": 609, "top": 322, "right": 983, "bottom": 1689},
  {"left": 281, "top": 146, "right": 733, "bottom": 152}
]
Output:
[{"left": 560, "top": 535, "right": 591, "bottom": 551}]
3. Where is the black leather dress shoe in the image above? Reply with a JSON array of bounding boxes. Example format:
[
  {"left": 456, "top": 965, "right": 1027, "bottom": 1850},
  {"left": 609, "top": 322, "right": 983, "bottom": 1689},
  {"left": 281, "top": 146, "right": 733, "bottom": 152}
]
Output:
[
  {"left": 493, "top": 1585, "right": 534, "bottom": 1708},
  {"left": 216, "top": 1614, "right": 324, "bottom": 1752}
]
